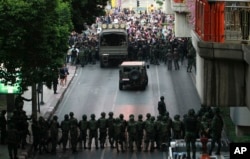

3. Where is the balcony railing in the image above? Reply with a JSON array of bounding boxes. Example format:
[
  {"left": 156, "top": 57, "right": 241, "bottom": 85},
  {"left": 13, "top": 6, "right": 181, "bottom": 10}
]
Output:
[{"left": 224, "top": 3, "right": 250, "bottom": 42}]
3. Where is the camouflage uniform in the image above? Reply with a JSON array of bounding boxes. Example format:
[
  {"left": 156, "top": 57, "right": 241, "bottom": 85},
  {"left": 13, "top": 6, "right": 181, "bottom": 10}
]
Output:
[
  {"left": 209, "top": 107, "right": 224, "bottom": 155},
  {"left": 98, "top": 112, "right": 107, "bottom": 149},
  {"left": 144, "top": 116, "right": 156, "bottom": 152},
  {"left": 184, "top": 109, "right": 199, "bottom": 159},
  {"left": 0, "top": 110, "right": 7, "bottom": 144},
  {"left": 31, "top": 117, "right": 39, "bottom": 151},
  {"left": 127, "top": 114, "right": 137, "bottom": 151},
  {"left": 114, "top": 118, "right": 124, "bottom": 152},
  {"left": 107, "top": 112, "right": 115, "bottom": 148},
  {"left": 173, "top": 48, "right": 180, "bottom": 70},
  {"left": 50, "top": 115, "right": 60, "bottom": 153},
  {"left": 38, "top": 116, "right": 49, "bottom": 154},
  {"left": 88, "top": 114, "right": 99, "bottom": 149},
  {"left": 69, "top": 112, "right": 78, "bottom": 153},
  {"left": 136, "top": 114, "right": 144, "bottom": 151},
  {"left": 78, "top": 114, "right": 88, "bottom": 149},
  {"left": 60, "top": 114, "right": 70, "bottom": 151},
  {"left": 172, "top": 114, "right": 184, "bottom": 140},
  {"left": 119, "top": 114, "right": 127, "bottom": 150}
]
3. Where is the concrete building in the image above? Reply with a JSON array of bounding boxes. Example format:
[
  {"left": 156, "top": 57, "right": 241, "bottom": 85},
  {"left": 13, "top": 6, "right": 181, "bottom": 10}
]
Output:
[{"left": 167, "top": 0, "right": 250, "bottom": 135}]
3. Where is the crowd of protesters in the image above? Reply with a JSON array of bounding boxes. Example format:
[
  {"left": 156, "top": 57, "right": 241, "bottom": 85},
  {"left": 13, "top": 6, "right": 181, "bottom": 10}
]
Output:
[{"left": 67, "top": 8, "right": 196, "bottom": 72}]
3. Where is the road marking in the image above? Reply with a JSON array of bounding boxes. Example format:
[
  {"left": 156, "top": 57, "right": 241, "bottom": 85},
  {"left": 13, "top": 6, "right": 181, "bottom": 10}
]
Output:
[
  {"left": 100, "top": 149, "right": 106, "bottom": 159},
  {"left": 112, "top": 81, "right": 119, "bottom": 112}
]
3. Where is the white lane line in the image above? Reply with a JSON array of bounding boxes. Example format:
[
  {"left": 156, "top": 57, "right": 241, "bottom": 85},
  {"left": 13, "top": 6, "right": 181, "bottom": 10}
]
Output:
[{"left": 112, "top": 83, "right": 119, "bottom": 112}]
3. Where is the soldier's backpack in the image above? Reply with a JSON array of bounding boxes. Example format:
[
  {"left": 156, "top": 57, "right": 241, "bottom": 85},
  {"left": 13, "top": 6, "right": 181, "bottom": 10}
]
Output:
[
  {"left": 173, "top": 120, "right": 182, "bottom": 132},
  {"left": 99, "top": 118, "right": 107, "bottom": 129},
  {"left": 61, "top": 120, "right": 70, "bottom": 132},
  {"left": 89, "top": 120, "right": 98, "bottom": 131}
]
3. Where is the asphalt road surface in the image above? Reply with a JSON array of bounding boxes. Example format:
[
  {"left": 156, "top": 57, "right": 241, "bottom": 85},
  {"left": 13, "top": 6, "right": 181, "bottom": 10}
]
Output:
[{"left": 34, "top": 61, "right": 204, "bottom": 159}]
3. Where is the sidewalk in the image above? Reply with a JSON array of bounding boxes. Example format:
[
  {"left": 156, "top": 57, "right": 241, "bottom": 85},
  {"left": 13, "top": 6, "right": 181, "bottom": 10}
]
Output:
[{"left": 0, "top": 65, "right": 77, "bottom": 159}]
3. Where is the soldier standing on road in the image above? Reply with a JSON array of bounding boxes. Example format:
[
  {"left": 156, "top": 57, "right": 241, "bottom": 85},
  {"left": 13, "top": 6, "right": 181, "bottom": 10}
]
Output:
[
  {"left": 136, "top": 114, "right": 144, "bottom": 151},
  {"left": 50, "top": 115, "right": 60, "bottom": 154},
  {"left": 98, "top": 112, "right": 107, "bottom": 149},
  {"left": 119, "top": 114, "right": 127, "bottom": 150},
  {"left": 38, "top": 116, "right": 49, "bottom": 154},
  {"left": 78, "top": 114, "right": 88, "bottom": 149},
  {"left": 107, "top": 112, "right": 115, "bottom": 148},
  {"left": 184, "top": 109, "right": 199, "bottom": 159},
  {"left": 173, "top": 48, "right": 180, "bottom": 70},
  {"left": 127, "top": 114, "right": 137, "bottom": 152},
  {"left": 158, "top": 96, "right": 167, "bottom": 116},
  {"left": 31, "top": 117, "right": 40, "bottom": 151},
  {"left": 172, "top": 114, "right": 184, "bottom": 140},
  {"left": 88, "top": 114, "right": 99, "bottom": 149},
  {"left": 113, "top": 118, "right": 124, "bottom": 152},
  {"left": 166, "top": 49, "right": 173, "bottom": 70},
  {"left": 0, "top": 110, "right": 7, "bottom": 144},
  {"left": 144, "top": 116, "right": 156, "bottom": 152},
  {"left": 7, "top": 122, "right": 19, "bottom": 159},
  {"left": 60, "top": 114, "right": 70, "bottom": 151},
  {"left": 159, "top": 115, "right": 172, "bottom": 151},
  {"left": 69, "top": 112, "right": 78, "bottom": 153},
  {"left": 209, "top": 107, "right": 224, "bottom": 156}
]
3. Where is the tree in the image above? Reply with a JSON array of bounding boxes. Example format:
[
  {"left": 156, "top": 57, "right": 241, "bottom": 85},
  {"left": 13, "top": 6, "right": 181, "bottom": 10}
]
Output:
[
  {"left": 0, "top": 0, "right": 72, "bottom": 118},
  {"left": 70, "top": 0, "right": 108, "bottom": 32}
]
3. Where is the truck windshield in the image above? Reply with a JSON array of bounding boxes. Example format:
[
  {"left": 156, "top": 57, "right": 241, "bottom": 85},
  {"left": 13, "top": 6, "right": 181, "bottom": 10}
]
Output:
[{"left": 100, "top": 33, "right": 127, "bottom": 46}]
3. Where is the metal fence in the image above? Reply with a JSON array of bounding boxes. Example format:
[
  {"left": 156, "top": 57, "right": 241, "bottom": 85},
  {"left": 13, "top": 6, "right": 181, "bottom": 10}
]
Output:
[{"left": 224, "top": 2, "right": 250, "bottom": 42}]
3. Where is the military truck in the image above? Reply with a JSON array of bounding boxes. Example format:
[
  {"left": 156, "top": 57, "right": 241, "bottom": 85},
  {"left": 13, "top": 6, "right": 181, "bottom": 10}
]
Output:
[
  {"left": 119, "top": 61, "right": 149, "bottom": 90},
  {"left": 98, "top": 23, "right": 128, "bottom": 67}
]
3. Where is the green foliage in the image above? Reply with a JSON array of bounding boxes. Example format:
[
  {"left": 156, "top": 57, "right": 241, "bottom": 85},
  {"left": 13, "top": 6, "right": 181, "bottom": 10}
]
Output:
[
  {"left": 156, "top": 0, "right": 164, "bottom": 6},
  {"left": 71, "top": 0, "right": 108, "bottom": 32},
  {"left": 0, "top": 0, "right": 72, "bottom": 92}
]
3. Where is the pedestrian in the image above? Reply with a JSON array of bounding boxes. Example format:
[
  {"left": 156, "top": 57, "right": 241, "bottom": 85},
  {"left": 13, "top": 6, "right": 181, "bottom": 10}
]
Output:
[
  {"left": 31, "top": 117, "right": 39, "bottom": 151},
  {"left": 107, "top": 112, "right": 115, "bottom": 148},
  {"left": 60, "top": 114, "right": 70, "bottom": 151},
  {"left": 88, "top": 114, "right": 99, "bottom": 149},
  {"left": 113, "top": 118, "right": 124, "bottom": 152},
  {"left": 159, "top": 115, "right": 172, "bottom": 151},
  {"left": 78, "top": 114, "right": 88, "bottom": 149},
  {"left": 166, "top": 49, "right": 173, "bottom": 70},
  {"left": 69, "top": 112, "right": 78, "bottom": 153},
  {"left": 173, "top": 48, "right": 180, "bottom": 70},
  {"left": 38, "top": 116, "right": 49, "bottom": 154},
  {"left": 63, "top": 64, "right": 69, "bottom": 86},
  {"left": 7, "top": 122, "right": 19, "bottom": 159},
  {"left": 158, "top": 96, "right": 167, "bottom": 116},
  {"left": 187, "top": 46, "right": 195, "bottom": 72},
  {"left": 184, "top": 109, "right": 199, "bottom": 159},
  {"left": 0, "top": 110, "right": 7, "bottom": 144},
  {"left": 209, "top": 107, "right": 224, "bottom": 156},
  {"left": 71, "top": 47, "right": 78, "bottom": 65},
  {"left": 52, "top": 68, "right": 59, "bottom": 94},
  {"left": 59, "top": 65, "right": 66, "bottom": 87},
  {"left": 119, "top": 114, "right": 127, "bottom": 151},
  {"left": 98, "top": 112, "right": 107, "bottom": 149}
]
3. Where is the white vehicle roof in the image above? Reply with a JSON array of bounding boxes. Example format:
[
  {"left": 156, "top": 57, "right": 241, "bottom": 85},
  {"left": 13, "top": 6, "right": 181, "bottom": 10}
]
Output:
[{"left": 120, "top": 61, "right": 146, "bottom": 67}]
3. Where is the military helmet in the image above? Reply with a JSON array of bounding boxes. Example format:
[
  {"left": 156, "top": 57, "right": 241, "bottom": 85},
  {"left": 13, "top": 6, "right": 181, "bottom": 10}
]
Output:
[
  {"left": 69, "top": 112, "right": 74, "bottom": 116},
  {"left": 188, "top": 109, "right": 195, "bottom": 116},
  {"left": 64, "top": 114, "right": 69, "bottom": 119},
  {"left": 129, "top": 114, "right": 134, "bottom": 119},
  {"left": 91, "top": 114, "right": 95, "bottom": 119},
  {"left": 82, "top": 114, "right": 87, "bottom": 119},
  {"left": 146, "top": 113, "right": 151, "bottom": 118},
  {"left": 174, "top": 114, "right": 180, "bottom": 120},
  {"left": 119, "top": 114, "right": 124, "bottom": 119},
  {"left": 53, "top": 115, "right": 58, "bottom": 120},
  {"left": 109, "top": 112, "right": 113, "bottom": 116},
  {"left": 101, "top": 112, "right": 106, "bottom": 117},
  {"left": 160, "top": 96, "right": 164, "bottom": 100},
  {"left": 138, "top": 114, "right": 143, "bottom": 119}
]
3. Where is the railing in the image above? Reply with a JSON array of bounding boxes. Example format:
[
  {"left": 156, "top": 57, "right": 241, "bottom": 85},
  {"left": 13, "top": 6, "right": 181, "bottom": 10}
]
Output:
[{"left": 224, "top": 3, "right": 250, "bottom": 42}]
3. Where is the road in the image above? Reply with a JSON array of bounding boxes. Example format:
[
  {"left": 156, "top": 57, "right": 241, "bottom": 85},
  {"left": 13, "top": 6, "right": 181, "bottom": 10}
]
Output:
[{"left": 33, "top": 61, "right": 223, "bottom": 159}]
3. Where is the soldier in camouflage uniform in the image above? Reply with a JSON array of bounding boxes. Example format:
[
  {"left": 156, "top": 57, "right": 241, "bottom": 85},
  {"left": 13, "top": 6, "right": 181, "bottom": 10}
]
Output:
[
  {"left": 119, "top": 114, "right": 127, "bottom": 150},
  {"left": 60, "top": 114, "right": 70, "bottom": 151},
  {"left": 144, "top": 116, "right": 156, "bottom": 152},
  {"left": 69, "top": 112, "right": 78, "bottom": 153},
  {"left": 184, "top": 109, "right": 199, "bottom": 159},
  {"left": 155, "top": 115, "right": 162, "bottom": 150},
  {"left": 172, "top": 114, "right": 184, "bottom": 140},
  {"left": 113, "top": 118, "right": 124, "bottom": 152},
  {"left": 31, "top": 117, "right": 39, "bottom": 151},
  {"left": 136, "top": 114, "right": 144, "bottom": 151},
  {"left": 159, "top": 115, "right": 172, "bottom": 151},
  {"left": 78, "top": 47, "right": 86, "bottom": 67},
  {"left": 127, "top": 114, "right": 137, "bottom": 152},
  {"left": 7, "top": 122, "right": 19, "bottom": 159},
  {"left": 209, "top": 107, "right": 224, "bottom": 156},
  {"left": 38, "top": 116, "right": 49, "bottom": 154},
  {"left": 98, "top": 112, "right": 107, "bottom": 149},
  {"left": 50, "top": 115, "right": 60, "bottom": 154},
  {"left": 0, "top": 110, "right": 7, "bottom": 144},
  {"left": 166, "top": 49, "right": 173, "bottom": 70},
  {"left": 88, "top": 114, "right": 99, "bottom": 149},
  {"left": 158, "top": 96, "right": 167, "bottom": 116},
  {"left": 107, "top": 112, "right": 115, "bottom": 148},
  {"left": 78, "top": 114, "right": 88, "bottom": 149},
  {"left": 173, "top": 48, "right": 180, "bottom": 70}
]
